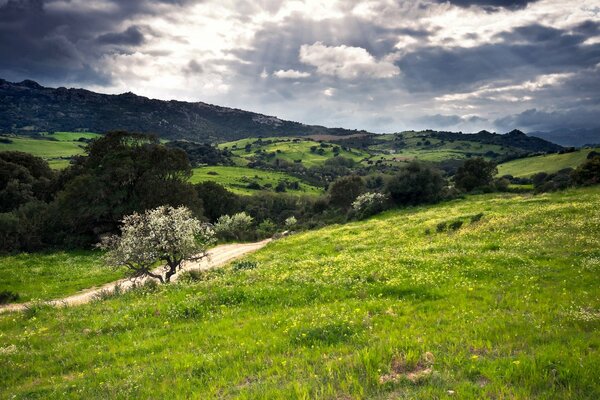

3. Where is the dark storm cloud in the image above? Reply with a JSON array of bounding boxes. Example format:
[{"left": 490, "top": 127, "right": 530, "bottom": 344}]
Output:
[
  {"left": 397, "top": 23, "right": 600, "bottom": 93},
  {"left": 0, "top": 0, "right": 172, "bottom": 84},
  {"left": 495, "top": 107, "right": 600, "bottom": 131},
  {"left": 97, "top": 26, "right": 145, "bottom": 46},
  {"left": 433, "top": 0, "right": 539, "bottom": 10}
]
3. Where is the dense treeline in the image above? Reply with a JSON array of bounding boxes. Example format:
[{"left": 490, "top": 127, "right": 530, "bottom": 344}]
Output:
[{"left": 1, "top": 131, "right": 598, "bottom": 253}]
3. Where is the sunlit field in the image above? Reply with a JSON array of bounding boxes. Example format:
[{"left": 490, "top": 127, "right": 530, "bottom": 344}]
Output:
[{"left": 1, "top": 187, "right": 598, "bottom": 398}]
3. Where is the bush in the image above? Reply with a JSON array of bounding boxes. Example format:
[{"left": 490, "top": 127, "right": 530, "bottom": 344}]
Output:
[
  {"left": 386, "top": 162, "right": 447, "bottom": 206},
  {"left": 436, "top": 222, "right": 447, "bottom": 233},
  {"left": 351, "top": 192, "right": 388, "bottom": 220},
  {"left": 232, "top": 260, "right": 258, "bottom": 271},
  {"left": 214, "top": 212, "right": 254, "bottom": 241},
  {"left": 195, "top": 181, "right": 240, "bottom": 222},
  {"left": 449, "top": 220, "right": 463, "bottom": 231},
  {"left": 257, "top": 219, "right": 276, "bottom": 237},
  {"left": 0, "top": 290, "right": 19, "bottom": 304},
  {"left": 284, "top": 216, "right": 297, "bottom": 227},
  {"left": 454, "top": 158, "right": 497, "bottom": 192},
  {"left": 533, "top": 169, "right": 574, "bottom": 193},
  {"left": 470, "top": 213, "right": 484, "bottom": 223},
  {"left": 572, "top": 155, "right": 600, "bottom": 186},
  {"left": 328, "top": 175, "right": 365, "bottom": 209}
]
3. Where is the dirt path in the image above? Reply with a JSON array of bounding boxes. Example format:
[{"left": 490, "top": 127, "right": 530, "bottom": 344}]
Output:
[{"left": 0, "top": 239, "right": 271, "bottom": 314}]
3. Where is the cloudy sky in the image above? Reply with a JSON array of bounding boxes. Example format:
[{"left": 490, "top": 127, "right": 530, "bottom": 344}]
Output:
[{"left": 1, "top": 0, "right": 599, "bottom": 133}]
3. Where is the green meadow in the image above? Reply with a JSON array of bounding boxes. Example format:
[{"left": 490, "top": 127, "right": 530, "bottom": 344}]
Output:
[
  {"left": 367, "top": 132, "right": 512, "bottom": 163},
  {"left": 0, "top": 132, "right": 102, "bottom": 169},
  {"left": 497, "top": 148, "right": 600, "bottom": 177},
  {"left": 1, "top": 186, "right": 598, "bottom": 398},
  {"left": 190, "top": 165, "right": 323, "bottom": 195},
  {"left": 220, "top": 137, "right": 369, "bottom": 167},
  {"left": 0, "top": 251, "right": 123, "bottom": 303}
]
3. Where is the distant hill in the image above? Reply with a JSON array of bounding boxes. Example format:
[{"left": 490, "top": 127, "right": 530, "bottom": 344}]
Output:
[
  {"left": 0, "top": 79, "right": 368, "bottom": 142},
  {"left": 497, "top": 147, "right": 600, "bottom": 178},
  {"left": 0, "top": 79, "right": 566, "bottom": 155},
  {"left": 528, "top": 128, "right": 600, "bottom": 148}
]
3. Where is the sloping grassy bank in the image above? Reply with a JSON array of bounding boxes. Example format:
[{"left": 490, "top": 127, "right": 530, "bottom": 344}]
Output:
[{"left": 0, "top": 187, "right": 598, "bottom": 398}]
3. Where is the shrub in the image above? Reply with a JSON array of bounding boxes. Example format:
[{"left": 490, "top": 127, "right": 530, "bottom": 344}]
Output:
[
  {"left": 436, "top": 222, "right": 447, "bottom": 233},
  {"left": 214, "top": 212, "right": 254, "bottom": 241},
  {"left": 454, "top": 158, "right": 497, "bottom": 192},
  {"left": 284, "top": 216, "right": 297, "bottom": 227},
  {"left": 470, "top": 213, "right": 484, "bottom": 223},
  {"left": 0, "top": 290, "right": 19, "bottom": 304},
  {"left": 386, "top": 162, "right": 447, "bottom": 206},
  {"left": 232, "top": 260, "right": 258, "bottom": 271},
  {"left": 257, "top": 219, "right": 276, "bottom": 237},
  {"left": 572, "top": 155, "right": 600, "bottom": 186},
  {"left": 533, "top": 169, "right": 574, "bottom": 193},
  {"left": 328, "top": 175, "right": 365, "bottom": 209},
  {"left": 449, "top": 220, "right": 463, "bottom": 231},
  {"left": 351, "top": 192, "right": 388, "bottom": 220}
]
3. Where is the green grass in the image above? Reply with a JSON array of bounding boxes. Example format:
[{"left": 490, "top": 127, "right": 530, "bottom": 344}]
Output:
[
  {"left": 190, "top": 165, "right": 323, "bottom": 195},
  {"left": 0, "top": 251, "right": 124, "bottom": 303},
  {"left": 0, "top": 137, "right": 86, "bottom": 159},
  {"left": 497, "top": 148, "right": 600, "bottom": 178},
  {"left": 40, "top": 132, "right": 102, "bottom": 142},
  {"left": 220, "top": 137, "right": 369, "bottom": 167},
  {"left": 367, "top": 132, "right": 521, "bottom": 164},
  {"left": 1, "top": 187, "right": 599, "bottom": 398},
  {"left": 0, "top": 132, "right": 103, "bottom": 169}
]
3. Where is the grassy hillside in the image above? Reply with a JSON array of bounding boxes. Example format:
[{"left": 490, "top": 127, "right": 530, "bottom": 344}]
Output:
[
  {"left": 190, "top": 166, "right": 322, "bottom": 195},
  {"left": 1, "top": 187, "right": 598, "bottom": 398},
  {"left": 0, "top": 132, "right": 102, "bottom": 169},
  {"left": 366, "top": 132, "right": 524, "bottom": 164},
  {"left": 0, "top": 251, "right": 123, "bottom": 303},
  {"left": 497, "top": 148, "right": 600, "bottom": 177},
  {"left": 220, "top": 137, "right": 368, "bottom": 167}
]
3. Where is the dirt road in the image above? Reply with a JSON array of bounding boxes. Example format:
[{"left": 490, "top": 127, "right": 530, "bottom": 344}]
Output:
[{"left": 0, "top": 239, "right": 271, "bottom": 314}]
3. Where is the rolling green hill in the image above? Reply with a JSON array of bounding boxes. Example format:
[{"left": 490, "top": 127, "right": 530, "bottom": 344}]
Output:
[
  {"left": 0, "top": 132, "right": 102, "bottom": 169},
  {"left": 1, "top": 187, "right": 598, "bottom": 398},
  {"left": 219, "top": 137, "right": 369, "bottom": 167},
  {"left": 363, "top": 130, "right": 561, "bottom": 165},
  {"left": 190, "top": 166, "right": 322, "bottom": 195},
  {"left": 497, "top": 148, "right": 600, "bottom": 177}
]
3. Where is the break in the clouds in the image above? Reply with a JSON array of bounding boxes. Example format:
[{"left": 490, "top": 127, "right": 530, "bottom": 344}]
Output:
[{"left": 1, "top": 0, "right": 599, "bottom": 135}]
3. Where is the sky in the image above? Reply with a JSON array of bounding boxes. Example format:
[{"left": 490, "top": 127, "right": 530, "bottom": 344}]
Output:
[{"left": 0, "top": 0, "right": 599, "bottom": 134}]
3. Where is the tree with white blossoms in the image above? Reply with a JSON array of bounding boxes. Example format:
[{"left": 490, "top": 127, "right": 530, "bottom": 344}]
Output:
[
  {"left": 352, "top": 192, "right": 388, "bottom": 220},
  {"left": 99, "top": 206, "right": 215, "bottom": 283},
  {"left": 284, "top": 216, "right": 297, "bottom": 228},
  {"left": 213, "top": 212, "right": 253, "bottom": 241}
]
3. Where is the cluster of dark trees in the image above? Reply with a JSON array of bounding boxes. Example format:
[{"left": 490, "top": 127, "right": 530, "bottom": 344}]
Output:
[{"left": 166, "top": 141, "right": 233, "bottom": 166}]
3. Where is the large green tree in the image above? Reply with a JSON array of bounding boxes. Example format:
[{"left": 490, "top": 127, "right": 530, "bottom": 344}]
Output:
[
  {"left": 454, "top": 158, "right": 497, "bottom": 192},
  {"left": 385, "top": 161, "right": 446, "bottom": 206},
  {"left": 52, "top": 131, "right": 203, "bottom": 245}
]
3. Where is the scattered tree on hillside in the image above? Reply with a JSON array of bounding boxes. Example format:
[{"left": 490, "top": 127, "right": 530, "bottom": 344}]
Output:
[
  {"left": 351, "top": 192, "right": 388, "bottom": 219},
  {"left": 99, "top": 206, "right": 215, "bottom": 283},
  {"left": 195, "top": 181, "right": 240, "bottom": 222},
  {"left": 328, "top": 175, "right": 365, "bottom": 209},
  {"left": 572, "top": 155, "right": 600, "bottom": 186},
  {"left": 214, "top": 212, "right": 254, "bottom": 241},
  {"left": 385, "top": 162, "right": 446, "bottom": 206},
  {"left": 454, "top": 157, "right": 497, "bottom": 192},
  {"left": 52, "top": 131, "right": 203, "bottom": 245}
]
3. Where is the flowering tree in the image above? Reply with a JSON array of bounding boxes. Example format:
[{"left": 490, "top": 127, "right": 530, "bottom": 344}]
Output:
[
  {"left": 352, "top": 192, "right": 388, "bottom": 220},
  {"left": 99, "top": 206, "right": 215, "bottom": 283},
  {"left": 213, "top": 212, "right": 253, "bottom": 241}
]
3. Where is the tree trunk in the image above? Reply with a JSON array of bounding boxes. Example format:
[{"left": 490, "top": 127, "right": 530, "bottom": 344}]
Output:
[
  {"left": 164, "top": 264, "right": 177, "bottom": 283},
  {"left": 146, "top": 270, "right": 164, "bottom": 284}
]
